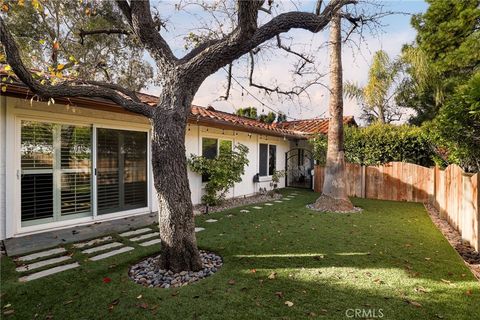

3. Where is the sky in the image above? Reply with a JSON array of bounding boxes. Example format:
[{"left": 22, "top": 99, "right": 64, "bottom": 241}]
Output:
[{"left": 144, "top": 0, "right": 429, "bottom": 123}]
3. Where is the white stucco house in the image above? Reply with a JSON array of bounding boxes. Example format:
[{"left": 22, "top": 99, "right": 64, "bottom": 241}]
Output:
[{"left": 0, "top": 71, "right": 356, "bottom": 241}]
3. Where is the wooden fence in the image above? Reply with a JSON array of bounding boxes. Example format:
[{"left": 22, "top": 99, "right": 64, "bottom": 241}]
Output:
[{"left": 314, "top": 162, "right": 480, "bottom": 251}]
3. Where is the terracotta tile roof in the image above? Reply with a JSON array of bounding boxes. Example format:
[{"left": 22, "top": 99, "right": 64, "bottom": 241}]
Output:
[{"left": 276, "top": 116, "right": 357, "bottom": 135}]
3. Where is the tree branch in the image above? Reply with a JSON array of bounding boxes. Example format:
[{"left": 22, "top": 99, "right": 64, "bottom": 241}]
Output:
[
  {"left": 180, "top": 0, "right": 356, "bottom": 82},
  {"left": 78, "top": 28, "right": 130, "bottom": 45},
  {"left": 118, "top": 0, "right": 177, "bottom": 70},
  {"left": 276, "top": 35, "right": 313, "bottom": 63},
  {"left": 219, "top": 63, "right": 233, "bottom": 100},
  {"left": 248, "top": 52, "right": 322, "bottom": 98},
  {"left": 0, "top": 16, "right": 152, "bottom": 118}
]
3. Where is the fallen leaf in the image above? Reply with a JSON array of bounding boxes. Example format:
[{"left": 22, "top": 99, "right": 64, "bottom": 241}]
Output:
[
  {"left": 250, "top": 269, "right": 256, "bottom": 273},
  {"left": 3, "top": 310, "right": 14, "bottom": 316},
  {"left": 103, "top": 277, "right": 112, "bottom": 284},
  {"left": 284, "top": 301, "right": 294, "bottom": 307},
  {"left": 409, "top": 301, "right": 422, "bottom": 308},
  {"left": 108, "top": 299, "right": 119, "bottom": 312},
  {"left": 228, "top": 279, "right": 236, "bottom": 285},
  {"left": 63, "top": 300, "right": 74, "bottom": 305},
  {"left": 414, "top": 286, "right": 429, "bottom": 293},
  {"left": 268, "top": 272, "right": 277, "bottom": 280},
  {"left": 3, "top": 304, "right": 11, "bottom": 309},
  {"left": 274, "top": 291, "right": 284, "bottom": 298},
  {"left": 441, "top": 279, "right": 452, "bottom": 285},
  {"left": 136, "top": 295, "right": 143, "bottom": 299},
  {"left": 465, "top": 289, "right": 473, "bottom": 296},
  {"left": 425, "top": 257, "right": 431, "bottom": 261},
  {"left": 137, "top": 303, "right": 149, "bottom": 309},
  {"left": 308, "top": 311, "right": 316, "bottom": 317}
]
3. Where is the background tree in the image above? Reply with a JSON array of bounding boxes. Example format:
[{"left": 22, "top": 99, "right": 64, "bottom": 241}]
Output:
[
  {"left": 314, "top": 13, "right": 354, "bottom": 212},
  {"left": 2, "top": 0, "right": 153, "bottom": 90},
  {"left": 1, "top": 0, "right": 359, "bottom": 272},
  {"left": 235, "top": 106, "right": 258, "bottom": 119},
  {"left": 344, "top": 50, "right": 402, "bottom": 124},
  {"left": 397, "top": 0, "right": 480, "bottom": 124}
]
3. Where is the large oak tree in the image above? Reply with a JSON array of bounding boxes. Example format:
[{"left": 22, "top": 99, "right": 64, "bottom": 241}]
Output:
[{"left": 1, "top": 0, "right": 357, "bottom": 272}]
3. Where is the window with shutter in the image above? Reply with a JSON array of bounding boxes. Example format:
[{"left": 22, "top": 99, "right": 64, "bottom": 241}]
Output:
[{"left": 21, "top": 121, "right": 92, "bottom": 225}]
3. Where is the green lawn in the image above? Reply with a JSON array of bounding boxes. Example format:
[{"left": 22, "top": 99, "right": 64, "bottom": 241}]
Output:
[{"left": 1, "top": 189, "right": 479, "bottom": 319}]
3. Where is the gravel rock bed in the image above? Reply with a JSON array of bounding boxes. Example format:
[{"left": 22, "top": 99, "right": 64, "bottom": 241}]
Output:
[
  {"left": 129, "top": 251, "right": 222, "bottom": 288},
  {"left": 193, "top": 192, "right": 282, "bottom": 215},
  {"left": 425, "top": 204, "right": 480, "bottom": 280},
  {"left": 306, "top": 204, "right": 363, "bottom": 213}
]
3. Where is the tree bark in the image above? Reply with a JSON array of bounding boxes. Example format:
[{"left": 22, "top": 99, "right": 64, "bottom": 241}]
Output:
[
  {"left": 151, "top": 86, "right": 202, "bottom": 272},
  {"left": 315, "top": 13, "right": 354, "bottom": 211}
]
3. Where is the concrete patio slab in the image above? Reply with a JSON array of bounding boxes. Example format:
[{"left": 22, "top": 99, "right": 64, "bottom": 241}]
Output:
[
  {"left": 15, "top": 255, "right": 72, "bottom": 272},
  {"left": 89, "top": 246, "right": 134, "bottom": 261},
  {"left": 119, "top": 227, "right": 153, "bottom": 237},
  {"left": 252, "top": 206, "right": 263, "bottom": 209},
  {"left": 139, "top": 239, "right": 161, "bottom": 247},
  {"left": 195, "top": 227, "right": 205, "bottom": 232},
  {"left": 264, "top": 203, "right": 274, "bottom": 206},
  {"left": 19, "top": 262, "right": 80, "bottom": 282},
  {"left": 72, "top": 236, "right": 113, "bottom": 249},
  {"left": 15, "top": 247, "right": 67, "bottom": 262},
  {"left": 205, "top": 219, "right": 218, "bottom": 223},
  {"left": 4, "top": 212, "right": 157, "bottom": 256},
  {"left": 240, "top": 210, "right": 250, "bottom": 213},
  {"left": 81, "top": 242, "right": 123, "bottom": 254},
  {"left": 130, "top": 232, "right": 160, "bottom": 242}
]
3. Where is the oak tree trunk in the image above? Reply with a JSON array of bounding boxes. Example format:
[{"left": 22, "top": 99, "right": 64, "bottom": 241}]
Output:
[
  {"left": 314, "top": 13, "right": 354, "bottom": 212},
  {"left": 151, "top": 85, "right": 202, "bottom": 272}
]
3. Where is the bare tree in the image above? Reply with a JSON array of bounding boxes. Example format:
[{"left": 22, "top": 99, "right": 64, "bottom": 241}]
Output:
[
  {"left": 313, "top": 13, "right": 354, "bottom": 212},
  {"left": 0, "top": 0, "right": 358, "bottom": 272}
]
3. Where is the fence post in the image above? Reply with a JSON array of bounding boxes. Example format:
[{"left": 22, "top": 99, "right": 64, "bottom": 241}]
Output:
[
  {"left": 476, "top": 173, "right": 480, "bottom": 252},
  {"left": 430, "top": 166, "right": 436, "bottom": 205},
  {"left": 361, "top": 165, "right": 366, "bottom": 198}
]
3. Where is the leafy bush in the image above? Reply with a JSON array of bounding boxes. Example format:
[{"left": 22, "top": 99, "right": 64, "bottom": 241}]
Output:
[
  {"left": 188, "top": 144, "right": 249, "bottom": 206},
  {"left": 425, "top": 72, "right": 480, "bottom": 172},
  {"left": 312, "top": 124, "right": 435, "bottom": 167}
]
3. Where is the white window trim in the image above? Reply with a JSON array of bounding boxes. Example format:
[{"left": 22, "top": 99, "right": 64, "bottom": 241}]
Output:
[
  {"left": 199, "top": 135, "right": 234, "bottom": 187},
  {"left": 258, "top": 142, "right": 277, "bottom": 180},
  {"left": 7, "top": 105, "right": 152, "bottom": 238}
]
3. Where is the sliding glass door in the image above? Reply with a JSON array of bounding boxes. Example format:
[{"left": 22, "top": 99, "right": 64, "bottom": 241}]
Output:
[
  {"left": 20, "top": 121, "right": 149, "bottom": 228},
  {"left": 96, "top": 128, "right": 148, "bottom": 215},
  {"left": 21, "top": 121, "right": 92, "bottom": 226}
]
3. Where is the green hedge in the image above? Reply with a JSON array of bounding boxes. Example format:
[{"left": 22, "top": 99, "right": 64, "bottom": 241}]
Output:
[{"left": 312, "top": 123, "right": 435, "bottom": 167}]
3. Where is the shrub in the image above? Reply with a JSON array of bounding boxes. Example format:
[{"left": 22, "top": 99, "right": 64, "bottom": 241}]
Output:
[
  {"left": 312, "top": 124, "right": 435, "bottom": 167},
  {"left": 188, "top": 143, "right": 249, "bottom": 206}
]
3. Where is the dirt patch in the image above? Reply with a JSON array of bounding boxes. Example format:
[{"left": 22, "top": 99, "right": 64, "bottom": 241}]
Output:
[
  {"left": 193, "top": 192, "right": 283, "bottom": 215},
  {"left": 425, "top": 203, "right": 480, "bottom": 280},
  {"left": 308, "top": 194, "right": 361, "bottom": 213}
]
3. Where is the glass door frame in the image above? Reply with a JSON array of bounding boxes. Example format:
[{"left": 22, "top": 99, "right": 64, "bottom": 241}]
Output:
[{"left": 12, "top": 113, "right": 152, "bottom": 237}]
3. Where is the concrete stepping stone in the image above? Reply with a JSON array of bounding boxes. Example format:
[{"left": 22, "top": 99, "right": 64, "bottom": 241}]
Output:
[
  {"left": 16, "top": 255, "right": 72, "bottom": 273},
  {"left": 195, "top": 227, "right": 205, "bottom": 232},
  {"left": 274, "top": 200, "right": 283, "bottom": 203},
  {"left": 240, "top": 210, "right": 250, "bottom": 213},
  {"left": 19, "top": 262, "right": 79, "bottom": 282},
  {"left": 82, "top": 242, "right": 123, "bottom": 254},
  {"left": 16, "top": 247, "right": 66, "bottom": 262},
  {"left": 205, "top": 219, "right": 218, "bottom": 223},
  {"left": 73, "top": 236, "right": 113, "bottom": 249},
  {"left": 139, "top": 239, "right": 161, "bottom": 247},
  {"left": 264, "top": 203, "right": 274, "bottom": 206},
  {"left": 119, "top": 227, "right": 152, "bottom": 237},
  {"left": 89, "top": 247, "right": 134, "bottom": 261},
  {"left": 284, "top": 198, "right": 291, "bottom": 201},
  {"left": 130, "top": 232, "right": 160, "bottom": 242},
  {"left": 252, "top": 206, "right": 263, "bottom": 210}
]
